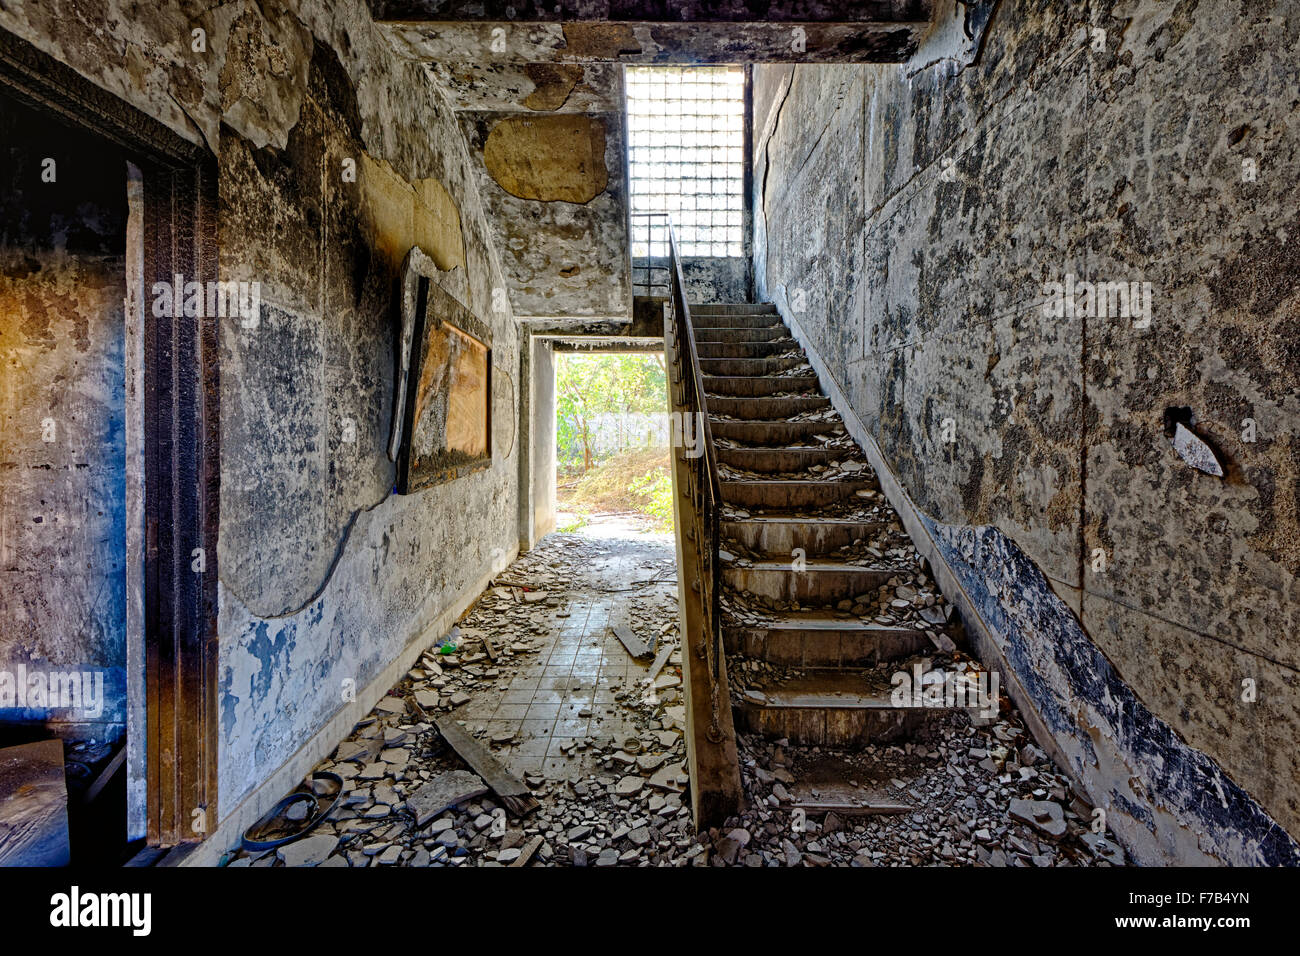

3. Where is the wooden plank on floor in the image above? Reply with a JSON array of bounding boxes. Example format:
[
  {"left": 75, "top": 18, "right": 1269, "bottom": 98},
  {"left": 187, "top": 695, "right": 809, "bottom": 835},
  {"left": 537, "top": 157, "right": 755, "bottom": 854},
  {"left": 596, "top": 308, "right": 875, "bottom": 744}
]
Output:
[
  {"left": 432, "top": 717, "right": 539, "bottom": 817},
  {"left": 645, "top": 643, "right": 674, "bottom": 682},
  {"left": 0, "top": 739, "right": 70, "bottom": 866},
  {"left": 611, "top": 624, "right": 653, "bottom": 660},
  {"left": 793, "top": 799, "right": 911, "bottom": 816},
  {"left": 510, "top": 834, "right": 544, "bottom": 867},
  {"left": 791, "top": 780, "right": 910, "bottom": 816}
]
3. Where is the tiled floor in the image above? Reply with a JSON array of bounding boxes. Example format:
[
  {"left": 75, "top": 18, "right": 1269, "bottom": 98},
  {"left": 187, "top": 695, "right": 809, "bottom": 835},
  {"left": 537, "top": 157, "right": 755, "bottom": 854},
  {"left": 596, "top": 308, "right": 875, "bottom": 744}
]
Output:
[
  {"left": 234, "top": 518, "right": 687, "bottom": 868},
  {"left": 456, "top": 537, "right": 677, "bottom": 783}
]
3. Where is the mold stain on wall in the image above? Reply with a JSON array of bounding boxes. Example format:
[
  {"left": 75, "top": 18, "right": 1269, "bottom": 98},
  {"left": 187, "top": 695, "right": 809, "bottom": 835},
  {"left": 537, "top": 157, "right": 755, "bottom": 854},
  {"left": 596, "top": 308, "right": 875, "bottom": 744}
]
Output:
[{"left": 753, "top": 0, "right": 1300, "bottom": 858}]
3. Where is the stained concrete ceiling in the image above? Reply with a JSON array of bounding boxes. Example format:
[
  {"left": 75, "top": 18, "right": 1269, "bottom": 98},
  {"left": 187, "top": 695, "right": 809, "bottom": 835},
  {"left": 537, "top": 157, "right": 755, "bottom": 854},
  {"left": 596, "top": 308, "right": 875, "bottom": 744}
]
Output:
[{"left": 371, "top": 1, "right": 940, "bottom": 323}]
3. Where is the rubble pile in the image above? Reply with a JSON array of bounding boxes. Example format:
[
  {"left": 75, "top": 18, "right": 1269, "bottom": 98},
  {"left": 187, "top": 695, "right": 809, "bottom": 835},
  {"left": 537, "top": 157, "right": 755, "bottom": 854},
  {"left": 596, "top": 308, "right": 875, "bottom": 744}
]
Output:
[
  {"left": 226, "top": 519, "right": 1127, "bottom": 868},
  {"left": 720, "top": 566, "right": 957, "bottom": 641},
  {"left": 713, "top": 711, "right": 1127, "bottom": 868},
  {"left": 718, "top": 457, "right": 873, "bottom": 482}
]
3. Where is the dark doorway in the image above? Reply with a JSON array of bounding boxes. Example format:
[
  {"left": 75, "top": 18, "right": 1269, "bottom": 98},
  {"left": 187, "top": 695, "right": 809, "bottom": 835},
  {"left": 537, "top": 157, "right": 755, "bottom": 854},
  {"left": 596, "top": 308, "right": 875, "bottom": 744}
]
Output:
[
  {"left": 0, "top": 29, "right": 220, "bottom": 857},
  {"left": 0, "top": 82, "right": 131, "bottom": 863}
]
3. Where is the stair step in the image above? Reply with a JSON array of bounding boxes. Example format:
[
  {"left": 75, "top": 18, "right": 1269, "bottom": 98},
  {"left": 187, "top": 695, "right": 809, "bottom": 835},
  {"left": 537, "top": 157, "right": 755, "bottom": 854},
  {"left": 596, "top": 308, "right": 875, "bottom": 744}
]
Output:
[
  {"left": 695, "top": 340, "right": 794, "bottom": 359},
  {"left": 721, "top": 516, "right": 886, "bottom": 555},
  {"left": 704, "top": 374, "right": 820, "bottom": 397},
  {"left": 709, "top": 420, "right": 839, "bottom": 445},
  {"left": 691, "top": 303, "right": 778, "bottom": 315},
  {"left": 705, "top": 395, "right": 830, "bottom": 417},
  {"left": 691, "top": 315, "right": 783, "bottom": 329},
  {"left": 694, "top": 327, "right": 790, "bottom": 344},
  {"left": 698, "top": 356, "right": 807, "bottom": 376},
  {"left": 721, "top": 479, "right": 877, "bottom": 509},
  {"left": 724, "top": 616, "right": 930, "bottom": 667},
  {"left": 683, "top": 301, "right": 957, "bottom": 760},
  {"left": 735, "top": 673, "right": 925, "bottom": 747},
  {"left": 780, "top": 753, "right": 914, "bottom": 815},
  {"left": 722, "top": 559, "right": 891, "bottom": 603},
  {"left": 716, "top": 446, "right": 840, "bottom": 473}
]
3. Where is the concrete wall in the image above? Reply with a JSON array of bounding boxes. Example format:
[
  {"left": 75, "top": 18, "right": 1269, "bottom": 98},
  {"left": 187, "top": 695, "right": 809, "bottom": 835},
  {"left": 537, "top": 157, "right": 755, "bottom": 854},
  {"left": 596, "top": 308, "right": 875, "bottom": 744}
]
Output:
[
  {"left": 635, "top": 256, "right": 751, "bottom": 303},
  {"left": 459, "top": 109, "right": 631, "bottom": 320},
  {"left": 682, "top": 257, "right": 752, "bottom": 304},
  {"left": 531, "top": 337, "right": 557, "bottom": 542},
  {"left": 754, "top": 0, "right": 1300, "bottom": 863},
  {"left": 0, "top": 88, "right": 130, "bottom": 738},
  {"left": 378, "top": 38, "right": 635, "bottom": 322},
  {"left": 0, "top": 0, "right": 524, "bottom": 836}
]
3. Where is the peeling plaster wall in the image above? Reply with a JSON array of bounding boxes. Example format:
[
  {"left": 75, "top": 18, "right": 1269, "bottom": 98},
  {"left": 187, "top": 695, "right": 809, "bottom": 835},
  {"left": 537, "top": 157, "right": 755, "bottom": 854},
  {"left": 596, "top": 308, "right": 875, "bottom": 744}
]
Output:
[
  {"left": 378, "top": 17, "right": 927, "bottom": 66},
  {"left": 429, "top": 62, "right": 622, "bottom": 114},
  {"left": 0, "top": 0, "right": 523, "bottom": 818},
  {"left": 682, "top": 258, "right": 752, "bottom": 303},
  {"left": 402, "top": 52, "right": 632, "bottom": 322},
  {"left": 460, "top": 108, "right": 631, "bottom": 319},
  {"left": 755, "top": 1, "right": 1300, "bottom": 861}
]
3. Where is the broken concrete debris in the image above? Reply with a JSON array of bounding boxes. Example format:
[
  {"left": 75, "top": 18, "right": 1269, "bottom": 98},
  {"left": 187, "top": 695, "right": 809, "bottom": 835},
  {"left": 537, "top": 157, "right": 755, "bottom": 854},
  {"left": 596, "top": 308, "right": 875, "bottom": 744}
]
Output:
[
  {"left": 407, "top": 771, "right": 490, "bottom": 826},
  {"left": 611, "top": 624, "right": 654, "bottom": 660},
  {"left": 1171, "top": 421, "right": 1226, "bottom": 477},
  {"left": 224, "top": 521, "right": 1124, "bottom": 868}
]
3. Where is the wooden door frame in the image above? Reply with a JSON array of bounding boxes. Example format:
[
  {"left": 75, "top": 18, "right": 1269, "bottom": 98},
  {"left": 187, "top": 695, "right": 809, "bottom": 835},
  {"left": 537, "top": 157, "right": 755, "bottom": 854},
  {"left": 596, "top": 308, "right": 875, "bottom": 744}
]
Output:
[{"left": 0, "top": 28, "right": 221, "bottom": 846}]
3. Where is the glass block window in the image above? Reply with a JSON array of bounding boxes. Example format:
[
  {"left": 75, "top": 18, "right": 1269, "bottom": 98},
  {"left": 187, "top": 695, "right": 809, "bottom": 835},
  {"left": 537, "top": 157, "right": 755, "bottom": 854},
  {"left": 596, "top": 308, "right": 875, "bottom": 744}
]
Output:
[{"left": 626, "top": 66, "right": 745, "bottom": 258}]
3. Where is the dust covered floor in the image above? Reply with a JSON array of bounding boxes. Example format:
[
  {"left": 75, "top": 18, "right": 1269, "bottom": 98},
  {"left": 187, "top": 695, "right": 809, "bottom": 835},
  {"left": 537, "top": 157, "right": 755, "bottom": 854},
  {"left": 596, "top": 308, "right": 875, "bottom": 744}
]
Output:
[
  {"left": 227, "top": 515, "right": 697, "bottom": 867},
  {"left": 227, "top": 515, "right": 1128, "bottom": 868}
]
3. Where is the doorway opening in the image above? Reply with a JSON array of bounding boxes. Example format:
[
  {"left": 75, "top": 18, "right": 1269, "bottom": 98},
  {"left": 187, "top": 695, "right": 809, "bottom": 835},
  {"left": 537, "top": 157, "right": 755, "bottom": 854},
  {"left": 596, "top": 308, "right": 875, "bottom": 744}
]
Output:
[
  {"left": 553, "top": 352, "right": 671, "bottom": 537},
  {"left": 0, "top": 80, "right": 132, "bottom": 864},
  {"left": 0, "top": 28, "right": 220, "bottom": 862}
]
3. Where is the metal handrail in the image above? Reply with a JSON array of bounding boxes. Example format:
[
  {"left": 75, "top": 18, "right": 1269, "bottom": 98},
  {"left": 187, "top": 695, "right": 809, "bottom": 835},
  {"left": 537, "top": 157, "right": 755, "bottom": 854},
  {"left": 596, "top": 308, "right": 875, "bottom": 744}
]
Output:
[
  {"left": 663, "top": 218, "right": 725, "bottom": 744},
  {"left": 630, "top": 212, "right": 671, "bottom": 298},
  {"left": 668, "top": 226, "right": 722, "bottom": 508}
]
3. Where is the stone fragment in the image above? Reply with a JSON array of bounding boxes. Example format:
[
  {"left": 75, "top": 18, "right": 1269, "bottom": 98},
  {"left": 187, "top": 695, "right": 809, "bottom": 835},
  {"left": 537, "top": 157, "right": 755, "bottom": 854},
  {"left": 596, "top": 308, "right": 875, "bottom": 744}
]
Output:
[
  {"left": 277, "top": 834, "right": 338, "bottom": 868},
  {"left": 1171, "top": 421, "right": 1224, "bottom": 477},
  {"left": 1008, "top": 798, "right": 1067, "bottom": 841},
  {"left": 407, "top": 771, "right": 489, "bottom": 826},
  {"left": 615, "top": 776, "right": 644, "bottom": 797}
]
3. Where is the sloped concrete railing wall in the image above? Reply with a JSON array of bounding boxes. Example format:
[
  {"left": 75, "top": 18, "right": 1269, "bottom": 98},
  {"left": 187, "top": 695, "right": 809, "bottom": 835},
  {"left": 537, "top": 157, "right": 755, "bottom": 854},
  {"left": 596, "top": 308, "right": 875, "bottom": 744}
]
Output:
[{"left": 775, "top": 297, "right": 1300, "bottom": 867}]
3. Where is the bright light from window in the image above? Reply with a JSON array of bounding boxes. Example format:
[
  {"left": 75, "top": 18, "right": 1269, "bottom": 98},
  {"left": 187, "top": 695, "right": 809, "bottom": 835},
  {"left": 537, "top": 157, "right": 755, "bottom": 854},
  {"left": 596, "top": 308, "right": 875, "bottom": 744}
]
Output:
[{"left": 626, "top": 66, "right": 745, "bottom": 258}]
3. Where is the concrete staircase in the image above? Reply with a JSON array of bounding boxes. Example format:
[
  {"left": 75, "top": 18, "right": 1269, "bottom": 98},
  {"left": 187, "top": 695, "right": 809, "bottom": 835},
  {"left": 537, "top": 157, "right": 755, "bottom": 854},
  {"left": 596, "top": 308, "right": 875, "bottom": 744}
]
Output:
[{"left": 691, "top": 302, "right": 953, "bottom": 752}]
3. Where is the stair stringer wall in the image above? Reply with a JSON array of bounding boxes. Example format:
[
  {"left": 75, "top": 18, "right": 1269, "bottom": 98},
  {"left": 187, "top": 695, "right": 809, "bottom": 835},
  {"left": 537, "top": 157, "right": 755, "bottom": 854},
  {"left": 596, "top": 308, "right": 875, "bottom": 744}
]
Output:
[{"left": 774, "top": 296, "right": 1300, "bottom": 867}]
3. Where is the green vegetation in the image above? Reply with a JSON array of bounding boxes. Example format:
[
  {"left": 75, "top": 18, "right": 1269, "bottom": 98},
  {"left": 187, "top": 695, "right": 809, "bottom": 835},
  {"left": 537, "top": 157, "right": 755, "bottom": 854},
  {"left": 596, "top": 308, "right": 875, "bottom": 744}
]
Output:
[
  {"left": 556, "top": 514, "right": 588, "bottom": 534},
  {"left": 559, "top": 447, "right": 673, "bottom": 533},
  {"left": 554, "top": 353, "right": 672, "bottom": 532},
  {"left": 556, "top": 353, "right": 666, "bottom": 474}
]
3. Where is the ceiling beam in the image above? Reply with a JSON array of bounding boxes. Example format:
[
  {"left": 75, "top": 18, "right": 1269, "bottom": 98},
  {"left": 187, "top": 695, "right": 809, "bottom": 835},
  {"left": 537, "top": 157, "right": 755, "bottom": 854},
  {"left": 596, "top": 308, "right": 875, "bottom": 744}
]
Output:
[
  {"left": 381, "top": 20, "right": 928, "bottom": 64},
  {"left": 372, "top": 2, "right": 932, "bottom": 24}
]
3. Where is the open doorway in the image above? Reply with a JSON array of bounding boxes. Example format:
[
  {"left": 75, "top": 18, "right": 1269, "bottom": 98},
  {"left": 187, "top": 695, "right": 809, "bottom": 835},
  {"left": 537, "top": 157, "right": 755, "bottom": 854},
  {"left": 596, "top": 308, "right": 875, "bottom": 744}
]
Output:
[
  {"left": 0, "top": 81, "right": 132, "bottom": 863},
  {"left": 0, "top": 30, "right": 220, "bottom": 862},
  {"left": 553, "top": 352, "right": 672, "bottom": 537}
]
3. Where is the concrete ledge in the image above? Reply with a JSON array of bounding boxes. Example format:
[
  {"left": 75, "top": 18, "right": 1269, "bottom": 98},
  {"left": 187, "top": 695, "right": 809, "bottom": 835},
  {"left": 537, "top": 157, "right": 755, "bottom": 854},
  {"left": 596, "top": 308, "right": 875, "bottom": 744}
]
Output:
[
  {"left": 774, "top": 291, "right": 1300, "bottom": 866},
  {"left": 181, "top": 551, "right": 516, "bottom": 867}
]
